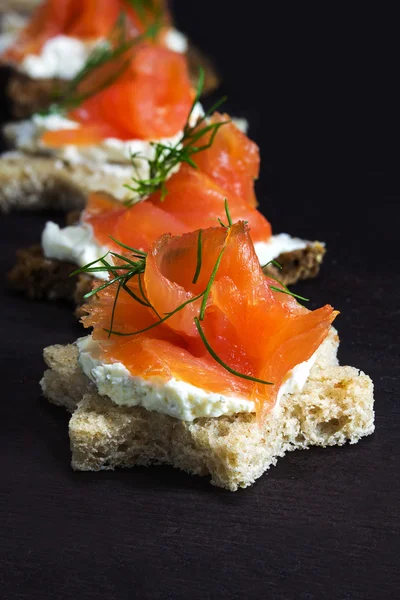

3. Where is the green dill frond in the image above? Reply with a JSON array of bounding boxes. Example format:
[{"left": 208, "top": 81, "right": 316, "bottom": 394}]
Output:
[
  {"left": 194, "top": 317, "right": 273, "bottom": 386},
  {"left": 224, "top": 198, "right": 232, "bottom": 226},
  {"left": 269, "top": 284, "right": 309, "bottom": 303},
  {"left": 126, "top": 0, "right": 160, "bottom": 26},
  {"left": 199, "top": 244, "right": 226, "bottom": 321},
  {"left": 123, "top": 68, "right": 229, "bottom": 206},
  {"left": 261, "top": 259, "right": 282, "bottom": 270},
  {"left": 192, "top": 229, "right": 203, "bottom": 284},
  {"left": 261, "top": 260, "right": 308, "bottom": 302}
]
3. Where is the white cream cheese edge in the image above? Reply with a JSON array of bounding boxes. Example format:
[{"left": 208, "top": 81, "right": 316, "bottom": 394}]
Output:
[
  {"left": 254, "top": 235, "right": 309, "bottom": 265},
  {"left": 3, "top": 26, "right": 188, "bottom": 79},
  {"left": 4, "top": 102, "right": 204, "bottom": 168},
  {"left": 42, "top": 221, "right": 110, "bottom": 280},
  {"left": 77, "top": 334, "right": 318, "bottom": 421}
]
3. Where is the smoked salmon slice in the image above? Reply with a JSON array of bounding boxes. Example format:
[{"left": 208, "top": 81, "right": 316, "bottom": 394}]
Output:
[
  {"left": 82, "top": 221, "right": 337, "bottom": 419},
  {"left": 149, "top": 165, "right": 269, "bottom": 241},
  {"left": 40, "top": 43, "right": 193, "bottom": 143},
  {"left": 82, "top": 113, "right": 271, "bottom": 250},
  {"left": 191, "top": 113, "right": 260, "bottom": 208}
]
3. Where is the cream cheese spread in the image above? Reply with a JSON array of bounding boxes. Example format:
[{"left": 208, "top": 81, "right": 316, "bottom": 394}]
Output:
[
  {"left": 254, "top": 234, "right": 309, "bottom": 266},
  {"left": 163, "top": 28, "right": 188, "bottom": 54},
  {"left": 5, "top": 113, "right": 182, "bottom": 165},
  {"left": 5, "top": 101, "right": 203, "bottom": 166},
  {"left": 4, "top": 24, "right": 188, "bottom": 79},
  {"left": 19, "top": 35, "right": 98, "bottom": 80},
  {"left": 42, "top": 221, "right": 110, "bottom": 280},
  {"left": 77, "top": 335, "right": 318, "bottom": 421}
]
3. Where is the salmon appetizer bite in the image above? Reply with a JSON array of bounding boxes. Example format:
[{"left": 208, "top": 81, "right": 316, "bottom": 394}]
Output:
[
  {"left": 1, "top": 17, "right": 201, "bottom": 206},
  {"left": 40, "top": 212, "right": 375, "bottom": 490},
  {"left": 78, "top": 218, "right": 337, "bottom": 421},
  {"left": 0, "top": 0, "right": 217, "bottom": 117}
]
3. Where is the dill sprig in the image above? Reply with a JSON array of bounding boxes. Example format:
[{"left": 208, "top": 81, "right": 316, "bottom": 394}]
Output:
[
  {"left": 224, "top": 198, "right": 233, "bottom": 227},
  {"left": 261, "top": 259, "right": 282, "bottom": 270},
  {"left": 199, "top": 244, "right": 226, "bottom": 321},
  {"left": 126, "top": 0, "right": 159, "bottom": 23},
  {"left": 269, "top": 281, "right": 309, "bottom": 302},
  {"left": 70, "top": 245, "right": 147, "bottom": 302},
  {"left": 262, "top": 259, "right": 309, "bottom": 302},
  {"left": 192, "top": 230, "right": 203, "bottom": 284},
  {"left": 217, "top": 200, "right": 232, "bottom": 228},
  {"left": 42, "top": 11, "right": 161, "bottom": 115},
  {"left": 194, "top": 318, "right": 272, "bottom": 386},
  {"left": 123, "top": 68, "right": 229, "bottom": 205}
]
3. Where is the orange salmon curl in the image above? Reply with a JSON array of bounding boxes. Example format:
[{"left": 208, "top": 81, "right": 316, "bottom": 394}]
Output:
[
  {"left": 82, "top": 112, "right": 272, "bottom": 252},
  {"left": 40, "top": 43, "right": 194, "bottom": 143}
]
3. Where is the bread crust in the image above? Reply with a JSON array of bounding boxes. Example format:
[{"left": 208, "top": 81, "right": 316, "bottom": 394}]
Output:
[
  {"left": 40, "top": 330, "right": 375, "bottom": 490},
  {"left": 7, "top": 243, "right": 88, "bottom": 304},
  {"left": 263, "top": 242, "right": 326, "bottom": 285},
  {"left": 5, "top": 73, "right": 68, "bottom": 119},
  {"left": 0, "top": 152, "right": 135, "bottom": 212}
]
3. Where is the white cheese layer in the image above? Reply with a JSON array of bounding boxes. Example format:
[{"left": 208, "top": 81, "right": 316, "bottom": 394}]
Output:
[
  {"left": 163, "top": 28, "right": 188, "bottom": 53},
  {"left": 255, "top": 234, "right": 309, "bottom": 266},
  {"left": 5, "top": 25, "right": 187, "bottom": 80},
  {"left": 19, "top": 35, "right": 98, "bottom": 80},
  {"left": 52, "top": 130, "right": 185, "bottom": 168},
  {"left": 231, "top": 117, "right": 249, "bottom": 134},
  {"left": 5, "top": 113, "right": 183, "bottom": 165},
  {"left": 5, "top": 101, "right": 203, "bottom": 164},
  {"left": 77, "top": 335, "right": 318, "bottom": 421},
  {"left": 42, "top": 221, "right": 110, "bottom": 280}
]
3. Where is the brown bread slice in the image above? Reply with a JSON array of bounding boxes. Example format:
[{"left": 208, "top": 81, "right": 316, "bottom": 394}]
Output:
[
  {"left": 0, "top": 152, "right": 134, "bottom": 212},
  {"left": 40, "top": 330, "right": 375, "bottom": 490},
  {"left": 264, "top": 241, "right": 326, "bottom": 284}
]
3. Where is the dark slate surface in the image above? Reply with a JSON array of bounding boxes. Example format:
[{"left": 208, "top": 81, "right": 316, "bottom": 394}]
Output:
[{"left": 0, "top": 2, "right": 398, "bottom": 599}]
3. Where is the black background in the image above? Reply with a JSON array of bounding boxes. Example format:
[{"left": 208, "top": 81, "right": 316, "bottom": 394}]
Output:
[{"left": 1, "top": 2, "right": 399, "bottom": 599}]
